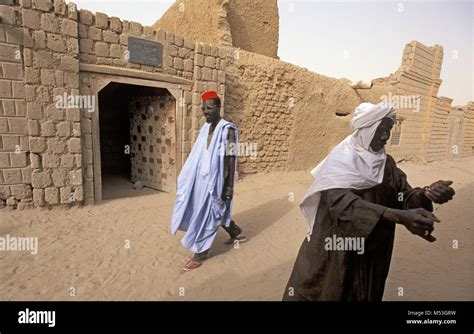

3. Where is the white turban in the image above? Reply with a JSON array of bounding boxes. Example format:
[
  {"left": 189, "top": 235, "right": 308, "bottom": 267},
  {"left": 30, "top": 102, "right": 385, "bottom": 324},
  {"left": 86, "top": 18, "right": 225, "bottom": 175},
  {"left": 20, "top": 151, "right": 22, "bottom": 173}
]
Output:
[{"left": 300, "top": 102, "right": 396, "bottom": 240}]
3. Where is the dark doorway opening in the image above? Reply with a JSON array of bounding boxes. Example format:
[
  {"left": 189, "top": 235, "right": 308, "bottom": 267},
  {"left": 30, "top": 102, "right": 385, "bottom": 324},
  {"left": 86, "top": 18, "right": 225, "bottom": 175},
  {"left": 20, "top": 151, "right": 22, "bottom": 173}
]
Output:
[{"left": 98, "top": 82, "right": 176, "bottom": 200}]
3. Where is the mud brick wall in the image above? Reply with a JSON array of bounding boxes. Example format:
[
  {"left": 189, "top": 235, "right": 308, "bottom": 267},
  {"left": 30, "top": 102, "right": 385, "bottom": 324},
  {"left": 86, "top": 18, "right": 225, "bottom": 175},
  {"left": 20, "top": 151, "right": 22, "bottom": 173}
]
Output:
[
  {"left": 153, "top": 0, "right": 279, "bottom": 59},
  {"left": 77, "top": 8, "right": 195, "bottom": 80},
  {"left": 224, "top": 49, "right": 397, "bottom": 174},
  {"left": 427, "top": 96, "right": 452, "bottom": 162},
  {"left": 20, "top": 0, "right": 82, "bottom": 209},
  {"left": 76, "top": 9, "right": 223, "bottom": 200},
  {"left": 188, "top": 42, "right": 226, "bottom": 152},
  {"left": 1, "top": 1, "right": 472, "bottom": 210},
  {"left": 0, "top": 3, "right": 30, "bottom": 209},
  {"left": 387, "top": 41, "right": 444, "bottom": 162},
  {"left": 461, "top": 102, "right": 474, "bottom": 157},
  {"left": 447, "top": 108, "right": 465, "bottom": 159}
]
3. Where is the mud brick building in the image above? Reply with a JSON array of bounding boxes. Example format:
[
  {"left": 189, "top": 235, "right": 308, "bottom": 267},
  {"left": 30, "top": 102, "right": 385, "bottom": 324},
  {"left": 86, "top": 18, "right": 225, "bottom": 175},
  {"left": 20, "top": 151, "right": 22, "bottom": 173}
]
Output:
[{"left": 0, "top": 0, "right": 472, "bottom": 209}]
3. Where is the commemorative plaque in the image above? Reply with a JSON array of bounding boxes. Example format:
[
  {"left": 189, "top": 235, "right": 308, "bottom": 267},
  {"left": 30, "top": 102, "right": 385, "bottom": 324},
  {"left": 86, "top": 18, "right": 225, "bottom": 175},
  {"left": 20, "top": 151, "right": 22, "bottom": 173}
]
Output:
[{"left": 128, "top": 36, "right": 163, "bottom": 67}]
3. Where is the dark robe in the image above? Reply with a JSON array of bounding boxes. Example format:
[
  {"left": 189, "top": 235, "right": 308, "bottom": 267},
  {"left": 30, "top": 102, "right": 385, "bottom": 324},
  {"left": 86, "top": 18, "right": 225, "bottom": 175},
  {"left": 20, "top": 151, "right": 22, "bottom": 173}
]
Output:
[{"left": 283, "top": 155, "right": 433, "bottom": 301}]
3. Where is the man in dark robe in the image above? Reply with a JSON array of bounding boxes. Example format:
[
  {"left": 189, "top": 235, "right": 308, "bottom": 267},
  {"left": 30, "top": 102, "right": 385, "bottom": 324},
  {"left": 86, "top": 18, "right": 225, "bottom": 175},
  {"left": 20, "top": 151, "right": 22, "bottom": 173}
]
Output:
[{"left": 283, "top": 102, "right": 455, "bottom": 301}]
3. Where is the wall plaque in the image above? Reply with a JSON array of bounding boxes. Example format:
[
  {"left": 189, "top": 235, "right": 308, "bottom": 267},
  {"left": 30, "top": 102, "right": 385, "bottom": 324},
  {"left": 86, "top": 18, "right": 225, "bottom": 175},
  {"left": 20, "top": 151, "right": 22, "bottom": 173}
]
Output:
[{"left": 128, "top": 36, "right": 163, "bottom": 67}]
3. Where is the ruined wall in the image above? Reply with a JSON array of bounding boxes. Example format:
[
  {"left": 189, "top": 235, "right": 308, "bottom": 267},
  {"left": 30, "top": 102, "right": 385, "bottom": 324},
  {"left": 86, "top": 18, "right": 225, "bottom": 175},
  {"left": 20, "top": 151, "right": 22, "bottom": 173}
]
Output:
[
  {"left": 153, "top": 0, "right": 279, "bottom": 59},
  {"left": 387, "top": 41, "right": 443, "bottom": 162},
  {"left": 447, "top": 107, "right": 465, "bottom": 159},
  {"left": 224, "top": 49, "right": 397, "bottom": 174},
  {"left": 461, "top": 102, "right": 474, "bottom": 157},
  {"left": 426, "top": 96, "right": 452, "bottom": 162}
]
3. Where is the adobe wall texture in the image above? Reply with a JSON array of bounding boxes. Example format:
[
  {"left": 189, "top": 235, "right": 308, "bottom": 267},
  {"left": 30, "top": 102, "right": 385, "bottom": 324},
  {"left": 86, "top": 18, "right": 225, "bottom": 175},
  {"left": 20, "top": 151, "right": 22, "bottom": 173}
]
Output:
[
  {"left": 153, "top": 0, "right": 279, "bottom": 59},
  {"left": 223, "top": 49, "right": 397, "bottom": 173}
]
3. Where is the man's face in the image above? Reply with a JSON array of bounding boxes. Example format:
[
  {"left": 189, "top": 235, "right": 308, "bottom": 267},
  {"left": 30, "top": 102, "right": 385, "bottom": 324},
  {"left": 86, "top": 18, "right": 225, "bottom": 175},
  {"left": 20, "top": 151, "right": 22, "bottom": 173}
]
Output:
[
  {"left": 370, "top": 117, "right": 394, "bottom": 152},
  {"left": 202, "top": 98, "right": 221, "bottom": 124}
]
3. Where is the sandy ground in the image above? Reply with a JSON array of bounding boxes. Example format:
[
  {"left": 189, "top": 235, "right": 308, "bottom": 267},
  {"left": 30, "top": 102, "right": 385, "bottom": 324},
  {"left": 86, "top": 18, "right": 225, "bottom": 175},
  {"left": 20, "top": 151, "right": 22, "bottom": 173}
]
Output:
[{"left": 0, "top": 157, "right": 473, "bottom": 301}]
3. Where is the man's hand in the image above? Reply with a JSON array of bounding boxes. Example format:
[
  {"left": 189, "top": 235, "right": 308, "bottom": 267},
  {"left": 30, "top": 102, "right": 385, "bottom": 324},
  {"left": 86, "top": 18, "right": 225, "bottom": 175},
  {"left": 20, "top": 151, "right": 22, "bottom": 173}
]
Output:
[
  {"left": 424, "top": 180, "right": 455, "bottom": 204},
  {"left": 383, "top": 208, "right": 440, "bottom": 242}
]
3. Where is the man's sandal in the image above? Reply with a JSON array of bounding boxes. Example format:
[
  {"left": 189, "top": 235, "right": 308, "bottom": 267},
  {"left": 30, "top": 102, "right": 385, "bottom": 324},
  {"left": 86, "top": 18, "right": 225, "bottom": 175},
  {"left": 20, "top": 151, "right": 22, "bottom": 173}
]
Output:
[{"left": 183, "top": 259, "right": 202, "bottom": 271}]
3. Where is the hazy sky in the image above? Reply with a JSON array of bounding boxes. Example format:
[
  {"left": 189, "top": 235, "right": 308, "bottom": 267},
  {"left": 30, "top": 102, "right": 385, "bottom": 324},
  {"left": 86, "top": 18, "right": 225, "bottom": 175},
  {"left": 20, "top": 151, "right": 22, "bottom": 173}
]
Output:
[{"left": 72, "top": 0, "right": 473, "bottom": 105}]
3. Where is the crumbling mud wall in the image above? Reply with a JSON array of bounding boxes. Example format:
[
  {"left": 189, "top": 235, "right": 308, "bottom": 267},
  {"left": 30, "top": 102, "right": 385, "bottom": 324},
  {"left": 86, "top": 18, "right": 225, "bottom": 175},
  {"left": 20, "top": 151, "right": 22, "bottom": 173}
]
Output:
[
  {"left": 386, "top": 41, "right": 444, "bottom": 162},
  {"left": 383, "top": 41, "right": 473, "bottom": 163},
  {"left": 427, "top": 96, "right": 452, "bottom": 162},
  {"left": 447, "top": 107, "right": 465, "bottom": 160},
  {"left": 461, "top": 102, "right": 474, "bottom": 157},
  {"left": 153, "top": 0, "right": 279, "bottom": 58}
]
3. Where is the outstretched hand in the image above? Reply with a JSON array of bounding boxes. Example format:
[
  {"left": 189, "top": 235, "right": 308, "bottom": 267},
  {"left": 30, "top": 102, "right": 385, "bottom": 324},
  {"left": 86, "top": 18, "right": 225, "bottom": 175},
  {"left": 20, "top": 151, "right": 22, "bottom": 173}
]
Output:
[
  {"left": 398, "top": 208, "right": 440, "bottom": 242},
  {"left": 424, "top": 180, "right": 455, "bottom": 204},
  {"left": 383, "top": 208, "right": 440, "bottom": 242}
]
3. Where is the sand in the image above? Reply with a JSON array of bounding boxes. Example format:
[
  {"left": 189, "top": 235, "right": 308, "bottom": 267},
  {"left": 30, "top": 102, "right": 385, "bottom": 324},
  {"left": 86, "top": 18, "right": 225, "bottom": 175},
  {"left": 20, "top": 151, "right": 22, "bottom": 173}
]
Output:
[{"left": 0, "top": 157, "right": 473, "bottom": 301}]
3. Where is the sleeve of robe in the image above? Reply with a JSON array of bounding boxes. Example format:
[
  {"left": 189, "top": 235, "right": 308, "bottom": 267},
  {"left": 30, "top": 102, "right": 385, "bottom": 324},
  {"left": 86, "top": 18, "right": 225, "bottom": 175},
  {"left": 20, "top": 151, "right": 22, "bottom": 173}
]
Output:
[
  {"left": 325, "top": 188, "right": 386, "bottom": 240},
  {"left": 392, "top": 158, "right": 434, "bottom": 212},
  {"left": 324, "top": 155, "right": 433, "bottom": 250}
]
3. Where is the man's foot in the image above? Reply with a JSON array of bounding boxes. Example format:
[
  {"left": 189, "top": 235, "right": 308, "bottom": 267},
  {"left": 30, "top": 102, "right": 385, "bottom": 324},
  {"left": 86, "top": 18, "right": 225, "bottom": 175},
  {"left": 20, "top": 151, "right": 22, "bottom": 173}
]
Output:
[
  {"left": 183, "top": 259, "right": 202, "bottom": 271},
  {"left": 224, "top": 235, "right": 248, "bottom": 245}
]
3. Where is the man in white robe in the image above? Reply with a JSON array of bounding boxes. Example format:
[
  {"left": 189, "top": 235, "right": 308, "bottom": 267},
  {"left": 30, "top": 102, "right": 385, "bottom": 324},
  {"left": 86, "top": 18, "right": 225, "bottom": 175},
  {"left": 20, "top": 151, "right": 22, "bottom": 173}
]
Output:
[{"left": 171, "top": 91, "right": 247, "bottom": 271}]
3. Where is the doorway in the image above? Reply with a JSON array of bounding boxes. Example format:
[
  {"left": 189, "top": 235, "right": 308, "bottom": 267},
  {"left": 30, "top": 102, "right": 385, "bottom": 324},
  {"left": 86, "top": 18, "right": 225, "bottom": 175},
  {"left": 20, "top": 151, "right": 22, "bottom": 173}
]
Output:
[{"left": 98, "top": 82, "right": 177, "bottom": 200}]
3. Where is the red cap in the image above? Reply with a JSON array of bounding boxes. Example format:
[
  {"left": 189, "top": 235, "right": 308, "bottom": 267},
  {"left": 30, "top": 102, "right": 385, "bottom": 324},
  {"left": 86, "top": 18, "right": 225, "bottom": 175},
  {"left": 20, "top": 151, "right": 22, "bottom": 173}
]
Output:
[{"left": 201, "top": 90, "right": 219, "bottom": 102}]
